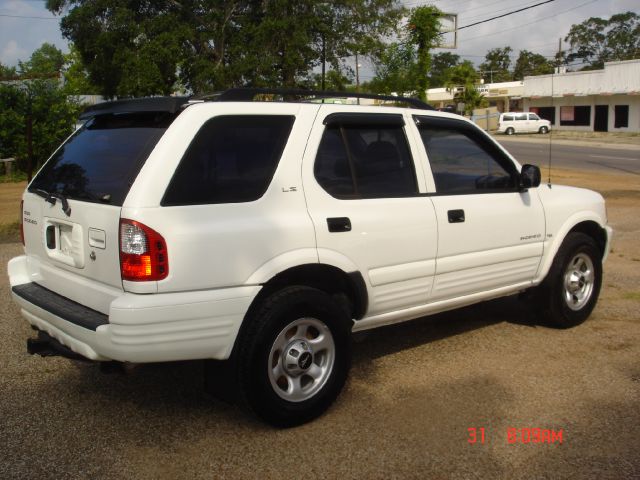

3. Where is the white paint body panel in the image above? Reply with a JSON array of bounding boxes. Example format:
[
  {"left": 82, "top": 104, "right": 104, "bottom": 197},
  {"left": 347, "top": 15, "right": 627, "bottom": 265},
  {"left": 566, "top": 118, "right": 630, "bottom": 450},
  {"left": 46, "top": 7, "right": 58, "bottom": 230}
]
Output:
[{"left": 8, "top": 102, "right": 612, "bottom": 363}]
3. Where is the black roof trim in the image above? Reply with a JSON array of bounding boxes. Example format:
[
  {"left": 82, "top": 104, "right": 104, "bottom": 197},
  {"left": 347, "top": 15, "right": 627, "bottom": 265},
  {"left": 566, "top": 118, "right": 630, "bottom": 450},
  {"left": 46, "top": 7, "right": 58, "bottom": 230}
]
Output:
[
  {"left": 79, "top": 96, "right": 190, "bottom": 120},
  {"left": 214, "top": 88, "right": 434, "bottom": 110}
]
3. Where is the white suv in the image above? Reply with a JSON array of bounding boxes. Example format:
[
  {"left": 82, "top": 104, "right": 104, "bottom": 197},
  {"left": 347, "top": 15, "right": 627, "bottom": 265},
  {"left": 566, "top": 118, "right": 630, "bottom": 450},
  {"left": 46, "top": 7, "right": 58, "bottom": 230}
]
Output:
[
  {"left": 8, "top": 89, "right": 611, "bottom": 426},
  {"left": 498, "top": 112, "right": 551, "bottom": 135}
]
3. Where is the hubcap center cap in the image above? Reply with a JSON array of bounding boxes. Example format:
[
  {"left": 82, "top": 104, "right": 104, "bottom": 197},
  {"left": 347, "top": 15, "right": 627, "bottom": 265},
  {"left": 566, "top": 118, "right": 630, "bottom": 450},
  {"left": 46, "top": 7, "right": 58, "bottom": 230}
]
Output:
[{"left": 283, "top": 340, "right": 314, "bottom": 376}]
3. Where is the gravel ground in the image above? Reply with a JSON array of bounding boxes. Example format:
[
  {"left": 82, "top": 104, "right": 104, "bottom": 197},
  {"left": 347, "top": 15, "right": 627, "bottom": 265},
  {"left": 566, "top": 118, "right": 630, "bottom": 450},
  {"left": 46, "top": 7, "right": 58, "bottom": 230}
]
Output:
[{"left": 0, "top": 169, "right": 638, "bottom": 479}]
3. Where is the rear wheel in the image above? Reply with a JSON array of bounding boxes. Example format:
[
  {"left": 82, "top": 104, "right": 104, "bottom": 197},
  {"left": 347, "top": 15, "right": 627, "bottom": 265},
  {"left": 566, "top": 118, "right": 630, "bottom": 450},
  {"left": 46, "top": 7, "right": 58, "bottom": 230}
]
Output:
[
  {"left": 236, "top": 286, "right": 352, "bottom": 427},
  {"left": 506, "top": 127, "right": 515, "bottom": 135},
  {"left": 539, "top": 126, "right": 549, "bottom": 134},
  {"left": 536, "top": 233, "right": 602, "bottom": 328}
]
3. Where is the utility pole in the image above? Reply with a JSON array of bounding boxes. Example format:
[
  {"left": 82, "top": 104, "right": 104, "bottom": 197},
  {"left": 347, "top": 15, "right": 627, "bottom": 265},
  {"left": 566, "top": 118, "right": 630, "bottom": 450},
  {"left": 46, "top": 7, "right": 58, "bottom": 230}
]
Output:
[
  {"left": 355, "top": 52, "right": 360, "bottom": 92},
  {"left": 321, "top": 33, "right": 326, "bottom": 91}
]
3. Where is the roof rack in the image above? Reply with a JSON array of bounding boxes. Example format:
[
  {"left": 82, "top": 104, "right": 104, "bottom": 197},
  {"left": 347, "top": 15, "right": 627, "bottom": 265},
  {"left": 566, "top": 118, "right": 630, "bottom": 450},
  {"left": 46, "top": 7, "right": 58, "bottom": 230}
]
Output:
[
  {"left": 212, "top": 88, "right": 433, "bottom": 110},
  {"left": 78, "top": 88, "right": 432, "bottom": 120}
]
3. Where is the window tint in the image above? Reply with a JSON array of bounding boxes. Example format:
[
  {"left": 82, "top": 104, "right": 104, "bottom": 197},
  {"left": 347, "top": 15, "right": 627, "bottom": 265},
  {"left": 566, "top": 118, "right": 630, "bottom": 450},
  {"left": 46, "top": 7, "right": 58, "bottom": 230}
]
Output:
[
  {"left": 502, "top": 115, "right": 514, "bottom": 121},
  {"left": 515, "top": 114, "right": 527, "bottom": 121},
  {"left": 162, "top": 115, "right": 294, "bottom": 205},
  {"left": 419, "top": 127, "right": 517, "bottom": 194},
  {"left": 560, "top": 106, "right": 590, "bottom": 126},
  {"left": 30, "top": 112, "right": 175, "bottom": 206},
  {"left": 529, "top": 113, "right": 540, "bottom": 120},
  {"left": 314, "top": 124, "right": 417, "bottom": 198},
  {"left": 614, "top": 105, "right": 629, "bottom": 128}
]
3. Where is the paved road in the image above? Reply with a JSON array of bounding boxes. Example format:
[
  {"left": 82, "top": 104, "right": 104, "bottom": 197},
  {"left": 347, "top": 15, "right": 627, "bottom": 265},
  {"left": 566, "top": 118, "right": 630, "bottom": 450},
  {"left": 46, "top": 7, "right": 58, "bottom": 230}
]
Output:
[{"left": 496, "top": 137, "right": 640, "bottom": 175}]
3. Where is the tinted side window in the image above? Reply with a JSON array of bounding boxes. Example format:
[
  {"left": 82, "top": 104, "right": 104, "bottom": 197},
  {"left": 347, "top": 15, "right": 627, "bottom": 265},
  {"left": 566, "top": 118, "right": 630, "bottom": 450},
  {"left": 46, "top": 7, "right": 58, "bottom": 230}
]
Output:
[
  {"left": 503, "top": 115, "right": 514, "bottom": 121},
  {"left": 162, "top": 115, "right": 294, "bottom": 205},
  {"left": 529, "top": 113, "right": 540, "bottom": 120},
  {"left": 419, "top": 127, "right": 517, "bottom": 195},
  {"left": 314, "top": 125, "right": 417, "bottom": 198},
  {"left": 515, "top": 114, "right": 527, "bottom": 121}
]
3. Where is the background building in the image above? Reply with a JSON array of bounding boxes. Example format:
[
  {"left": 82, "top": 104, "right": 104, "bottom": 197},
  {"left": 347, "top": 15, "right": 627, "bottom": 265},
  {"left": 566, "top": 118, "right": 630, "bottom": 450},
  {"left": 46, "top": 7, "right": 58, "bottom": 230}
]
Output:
[{"left": 523, "top": 59, "right": 640, "bottom": 133}]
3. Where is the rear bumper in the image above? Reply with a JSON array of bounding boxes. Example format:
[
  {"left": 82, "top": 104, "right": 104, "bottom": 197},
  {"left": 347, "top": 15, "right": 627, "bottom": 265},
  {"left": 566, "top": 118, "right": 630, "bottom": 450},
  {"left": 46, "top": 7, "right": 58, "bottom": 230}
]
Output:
[{"left": 8, "top": 255, "right": 260, "bottom": 363}]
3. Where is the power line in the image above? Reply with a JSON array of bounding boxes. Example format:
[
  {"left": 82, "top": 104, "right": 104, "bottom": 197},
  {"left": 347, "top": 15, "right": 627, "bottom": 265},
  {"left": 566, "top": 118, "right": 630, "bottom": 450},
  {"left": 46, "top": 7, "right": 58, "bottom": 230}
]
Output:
[
  {"left": 0, "top": 13, "right": 58, "bottom": 20},
  {"left": 461, "top": 0, "right": 598, "bottom": 41},
  {"left": 450, "top": 0, "right": 556, "bottom": 34}
]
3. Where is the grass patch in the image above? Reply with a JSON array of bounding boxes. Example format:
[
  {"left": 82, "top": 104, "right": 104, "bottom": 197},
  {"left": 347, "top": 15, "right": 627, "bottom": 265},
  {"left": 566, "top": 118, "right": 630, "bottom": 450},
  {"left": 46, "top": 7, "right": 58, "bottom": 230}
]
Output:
[
  {"left": 622, "top": 292, "right": 640, "bottom": 301},
  {"left": 0, "top": 221, "right": 20, "bottom": 244},
  {"left": 0, "top": 172, "right": 28, "bottom": 183}
]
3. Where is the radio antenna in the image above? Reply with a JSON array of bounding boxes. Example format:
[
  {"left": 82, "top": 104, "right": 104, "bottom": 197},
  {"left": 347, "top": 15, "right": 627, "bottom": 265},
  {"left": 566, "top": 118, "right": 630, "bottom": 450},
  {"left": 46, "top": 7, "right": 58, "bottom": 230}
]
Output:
[{"left": 548, "top": 70, "right": 553, "bottom": 188}]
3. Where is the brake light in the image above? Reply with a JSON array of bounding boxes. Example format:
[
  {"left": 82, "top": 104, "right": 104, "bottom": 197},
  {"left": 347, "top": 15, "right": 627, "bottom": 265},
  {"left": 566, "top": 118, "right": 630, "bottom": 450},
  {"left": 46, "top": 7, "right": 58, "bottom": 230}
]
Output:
[
  {"left": 20, "top": 200, "right": 24, "bottom": 246},
  {"left": 119, "top": 219, "right": 168, "bottom": 281}
]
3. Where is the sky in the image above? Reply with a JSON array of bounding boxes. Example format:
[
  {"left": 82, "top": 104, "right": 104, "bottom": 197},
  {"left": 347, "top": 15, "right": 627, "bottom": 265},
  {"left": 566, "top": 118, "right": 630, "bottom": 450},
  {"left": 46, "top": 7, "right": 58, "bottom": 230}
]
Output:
[{"left": 1, "top": 0, "right": 639, "bottom": 79}]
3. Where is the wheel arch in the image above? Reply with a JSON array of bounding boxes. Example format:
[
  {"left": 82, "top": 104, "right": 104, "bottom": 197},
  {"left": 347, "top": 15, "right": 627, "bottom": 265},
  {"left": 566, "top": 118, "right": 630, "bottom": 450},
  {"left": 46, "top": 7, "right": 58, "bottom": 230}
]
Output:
[
  {"left": 250, "top": 264, "right": 368, "bottom": 321},
  {"left": 536, "top": 218, "right": 610, "bottom": 284}
]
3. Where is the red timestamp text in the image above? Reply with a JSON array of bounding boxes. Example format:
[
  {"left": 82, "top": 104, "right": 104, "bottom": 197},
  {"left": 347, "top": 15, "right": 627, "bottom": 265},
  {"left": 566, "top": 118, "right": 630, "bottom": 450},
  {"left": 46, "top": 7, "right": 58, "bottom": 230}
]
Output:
[{"left": 468, "top": 427, "right": 564, "bottom": 445}]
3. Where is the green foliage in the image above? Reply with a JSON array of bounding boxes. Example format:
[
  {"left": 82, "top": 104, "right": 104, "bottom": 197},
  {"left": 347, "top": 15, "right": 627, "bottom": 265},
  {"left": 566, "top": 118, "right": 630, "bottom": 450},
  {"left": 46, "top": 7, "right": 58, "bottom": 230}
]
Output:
[
  {"left": 512, "top": 50, "right": 554, "bottom": 80},
  {"left": 0, "top": 62, "right": 18, "bottom": 79},
  {"left": 407, "top": 5, "right": 442, "bottom": 100},
  {"left": 0, "top": 45, "right": 81, "bottom": 180},
  {"left": 444, "top": 61, "right": 486, "bottom": 115},
  {"left": 368, "top": 5, "right": 442, "bottom": 98},
  {"left": 62, "top": 45, "right": 100, "bottom": 95},
  {"left": 307, "top": 70, "right": 354, "bottom": 91},
  {"left": 444, "top": 61, "right": 479, "bottom": 89},
  {"left": 429, "top": 52, "right": 460, "bottom": 88},
  {"left": 367, "top": 42, "right": 419, "bottom": 95},
  {"left": 565, "top": 11, "right": 639, "bottom": 70},
  {"left": 478, "top": 47, "right": 512, "bottom": 83},
  {"left": 19, "top": 42, "right": 65, "bottom": 76},
  {"left": 0, "top": 80, "right": 80, "bottom": 179},
  {"left": 46, "top": 0, "right": 405, "bottom": 96}
]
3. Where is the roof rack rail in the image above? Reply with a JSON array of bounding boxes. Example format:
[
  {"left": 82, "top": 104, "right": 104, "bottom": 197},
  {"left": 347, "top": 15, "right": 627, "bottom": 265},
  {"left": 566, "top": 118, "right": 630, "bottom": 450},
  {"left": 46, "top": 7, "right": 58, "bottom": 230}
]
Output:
[{"left": 212, "top": 88, "right": 433, "bottom": 110}]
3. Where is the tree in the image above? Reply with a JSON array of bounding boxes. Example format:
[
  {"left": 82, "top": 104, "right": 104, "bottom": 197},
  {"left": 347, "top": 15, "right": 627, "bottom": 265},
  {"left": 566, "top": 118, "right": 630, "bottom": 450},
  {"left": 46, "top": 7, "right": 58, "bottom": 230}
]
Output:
[
  {"left": 0, "top": 46, "right": 80, "bottom": 180},
  {"left": 512, "top": 50, "right": 554, "bottom": 80},
  {"left": 368, "top": 5, "right": 442, "bottom": 98},
  {"left": 478, "top": 47, "right": 512, "bottom": 83},
  {"left": 367, "top": 42, "right": 419, "bottom": 94},
  {"left": 407, "top": 5, "right": 443, "bottom": 100},
  {"left": 444, "top": 61, "right": 486, "bottom": 115},
  {"left": 0, "top": 62, "right": 17, "bottom": 79},
  {"left": 62, "top": 44, "right": 101, "bottom": 95},
  {"left": 18, "top": 42, "right": 65, "bottom": 77},
  {"left": 46, "top": 0, "right": 405, "bottom": 96},
  {"left": 428, "top": 52, "right": 460, "bottom": 88},
  {"left": 565, "top": 11, "right": 639, "bottom": 70}
]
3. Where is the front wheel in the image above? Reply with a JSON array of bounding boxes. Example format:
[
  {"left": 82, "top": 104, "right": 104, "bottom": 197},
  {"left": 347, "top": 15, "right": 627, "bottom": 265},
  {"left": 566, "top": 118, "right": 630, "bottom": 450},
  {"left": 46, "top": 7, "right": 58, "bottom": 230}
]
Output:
[
  {"left": 236, "top": 286, "right": 352, "bottom": 427},
  {"left": 536, "top": 233, "right": 602, "bottom": 328},
  {"left": 539, "top": 126, "right": 549, "bottom": 134}
]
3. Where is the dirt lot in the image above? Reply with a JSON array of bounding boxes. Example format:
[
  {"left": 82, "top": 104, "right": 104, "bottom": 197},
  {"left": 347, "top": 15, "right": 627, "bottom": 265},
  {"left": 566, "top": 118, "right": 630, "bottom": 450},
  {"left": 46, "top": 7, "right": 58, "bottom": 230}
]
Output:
[{"left": 0, "top": 169, "right": 638, "bottom": 479}]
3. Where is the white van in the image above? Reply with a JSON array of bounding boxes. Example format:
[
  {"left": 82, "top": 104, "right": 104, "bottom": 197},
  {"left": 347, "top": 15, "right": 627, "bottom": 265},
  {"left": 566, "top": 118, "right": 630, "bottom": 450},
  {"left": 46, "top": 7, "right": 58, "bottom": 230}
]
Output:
[{"left": 498, "top": 112, "right": 551, "bottom": 135}]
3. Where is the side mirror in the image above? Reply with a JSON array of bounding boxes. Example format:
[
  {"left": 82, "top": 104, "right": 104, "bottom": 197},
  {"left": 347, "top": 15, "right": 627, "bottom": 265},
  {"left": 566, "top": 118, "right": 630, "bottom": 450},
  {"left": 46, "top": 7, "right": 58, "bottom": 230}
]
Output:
[{"left": 520, "top": 164, "right": 541, "bottom": 190}]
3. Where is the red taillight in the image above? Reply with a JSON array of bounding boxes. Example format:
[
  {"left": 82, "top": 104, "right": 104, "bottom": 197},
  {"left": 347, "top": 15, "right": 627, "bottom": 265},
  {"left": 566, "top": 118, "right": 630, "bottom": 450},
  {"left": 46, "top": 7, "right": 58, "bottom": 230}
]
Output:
[
  {"left": 20, "top": 200, "right": 24, "bottom": 246},
  {"left": 119, "top": 219, "right": 168, "bottom": 281}
]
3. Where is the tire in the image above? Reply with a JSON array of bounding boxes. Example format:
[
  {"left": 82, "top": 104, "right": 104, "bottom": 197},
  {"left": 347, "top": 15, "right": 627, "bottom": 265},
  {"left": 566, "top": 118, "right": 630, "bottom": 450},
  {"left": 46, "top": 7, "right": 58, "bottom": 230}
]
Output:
[
  {"left": 539, "top": 126, "right": 549, "bottom": 134},
  {"left": 506, "top": 127, "right": 515, "bottom": 135},
  {"left": 536, "top": 232, "right": 602, "bottom": 328},
  {"left": 236, "top": 286, "right": 352, "bottom": 427}
]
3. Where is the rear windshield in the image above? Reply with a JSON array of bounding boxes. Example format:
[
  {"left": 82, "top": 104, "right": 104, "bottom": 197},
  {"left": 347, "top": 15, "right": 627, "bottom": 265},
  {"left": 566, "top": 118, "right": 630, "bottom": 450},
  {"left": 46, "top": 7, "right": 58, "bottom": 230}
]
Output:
[{"left": 29, "top": 111, "right": 175, "bottom": 206}]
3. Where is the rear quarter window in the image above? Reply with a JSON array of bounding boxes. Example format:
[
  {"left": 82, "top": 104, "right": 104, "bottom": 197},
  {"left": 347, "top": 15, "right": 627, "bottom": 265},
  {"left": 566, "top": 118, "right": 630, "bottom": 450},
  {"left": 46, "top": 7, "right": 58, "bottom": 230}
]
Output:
[
  {"left": 29, "top": 111, "right": 174, "bottom": 206},
  {"left": 161, "top": 115, "right": 295, "bottom": 205}
]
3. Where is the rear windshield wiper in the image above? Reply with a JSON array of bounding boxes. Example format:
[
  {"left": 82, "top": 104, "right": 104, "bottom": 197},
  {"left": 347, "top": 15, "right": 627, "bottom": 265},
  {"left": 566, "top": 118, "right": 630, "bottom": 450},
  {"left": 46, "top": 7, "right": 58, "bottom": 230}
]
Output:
[{"left": 32, "top": 188, "right": 72, "bottom": 216}]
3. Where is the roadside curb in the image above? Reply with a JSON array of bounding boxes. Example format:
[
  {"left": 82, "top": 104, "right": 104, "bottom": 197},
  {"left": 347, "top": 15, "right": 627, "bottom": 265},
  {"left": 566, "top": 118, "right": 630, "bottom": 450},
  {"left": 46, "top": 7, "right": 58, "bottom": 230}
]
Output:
[{"left": 493, "top": 135, "right": 640, "bottom": 151}]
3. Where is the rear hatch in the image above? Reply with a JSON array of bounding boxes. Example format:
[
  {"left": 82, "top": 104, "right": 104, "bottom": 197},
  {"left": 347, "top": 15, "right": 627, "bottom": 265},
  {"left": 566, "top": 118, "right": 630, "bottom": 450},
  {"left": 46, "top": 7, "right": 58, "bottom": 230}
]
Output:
[{"left": 22, "top": 107, "right": 179, "bottom": 313}]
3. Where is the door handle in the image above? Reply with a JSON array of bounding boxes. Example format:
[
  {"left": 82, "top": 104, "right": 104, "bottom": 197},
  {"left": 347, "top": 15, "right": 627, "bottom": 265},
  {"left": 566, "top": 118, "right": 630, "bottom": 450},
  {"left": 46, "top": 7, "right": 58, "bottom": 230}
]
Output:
[
  {"left": 327, "top": 217, "right": 352, "bottom": 232},
  {"left": 447, "top": 209, "right": 465, "bottom": 223}
]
